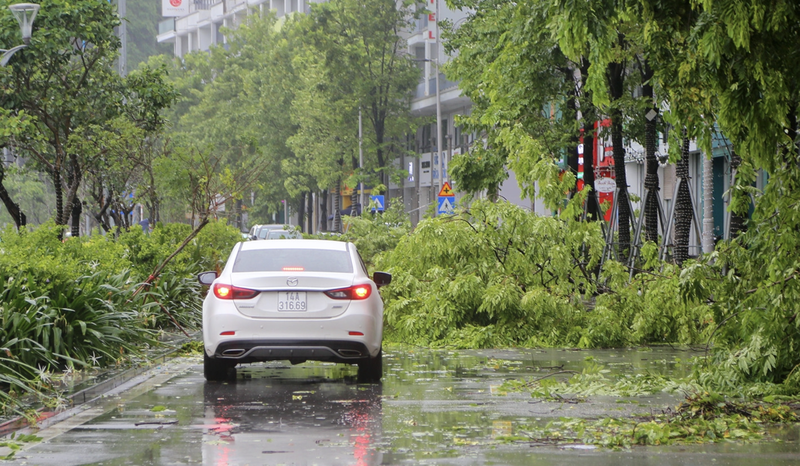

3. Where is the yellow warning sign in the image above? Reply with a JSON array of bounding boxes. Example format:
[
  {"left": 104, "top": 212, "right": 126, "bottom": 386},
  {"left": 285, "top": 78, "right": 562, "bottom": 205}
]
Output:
[{"left": 438, "top": 182, "right": 454, "bottom": 197}]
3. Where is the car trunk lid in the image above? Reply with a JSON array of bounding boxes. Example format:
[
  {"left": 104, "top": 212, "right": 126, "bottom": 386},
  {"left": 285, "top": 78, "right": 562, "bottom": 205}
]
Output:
[{"left": 230, "top": 272, "right": 353, "bottom": 318}]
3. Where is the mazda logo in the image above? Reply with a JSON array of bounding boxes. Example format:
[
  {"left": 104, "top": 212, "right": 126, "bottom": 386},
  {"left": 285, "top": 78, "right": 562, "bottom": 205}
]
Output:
[{"left": 287, "top": 278, "right": 298, "bottom": 287}]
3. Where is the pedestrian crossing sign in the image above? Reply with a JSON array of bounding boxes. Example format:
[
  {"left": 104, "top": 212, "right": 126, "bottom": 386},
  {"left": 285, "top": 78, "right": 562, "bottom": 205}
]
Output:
[
  {"left": 369, "top": 195, "right": 385, "bottom": 212},
  {"left": 438, "top": 196, "right": 455, "bottom": 215}
]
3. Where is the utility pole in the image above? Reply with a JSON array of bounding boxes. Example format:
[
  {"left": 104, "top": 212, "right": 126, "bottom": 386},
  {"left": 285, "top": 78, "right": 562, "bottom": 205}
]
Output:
[{"left": 433, "top": 0, "right": 443, "bottom": 215}]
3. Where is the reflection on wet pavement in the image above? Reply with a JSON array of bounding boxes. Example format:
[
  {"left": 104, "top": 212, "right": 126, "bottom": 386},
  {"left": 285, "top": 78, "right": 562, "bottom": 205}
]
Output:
[
  {"left": 7, "top": 347, "right": 800, "bottom": 465},
  {"left": 200, "top": 367, "right": 383, "bottom": 465}
]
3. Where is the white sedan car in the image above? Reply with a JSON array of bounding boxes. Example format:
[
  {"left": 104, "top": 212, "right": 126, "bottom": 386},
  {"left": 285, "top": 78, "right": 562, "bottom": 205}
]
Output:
[{"left": 197, "top": 239, "right": 391, "bottom": 382}]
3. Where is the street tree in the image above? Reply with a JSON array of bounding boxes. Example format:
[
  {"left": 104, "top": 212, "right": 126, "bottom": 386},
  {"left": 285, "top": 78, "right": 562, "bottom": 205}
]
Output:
[
  {"left": 637, "top": 0, "right": 800, "bottom": 386},
  {"left": 293, "top": 0, "right": 418, "bottom": 222},
  {"left": 445, "top": 0, "right": 587, "bottom": 210},
  {"left": 0, "top": 0, "right": 175, "bottom": 235},
  {"left": 165, "top": 14, "right": 299, "bottom": 228},
  {"left": 0, "top": 109, "right": 34, "bottom": 228},
  {"left": 549, "top": 0, "right": 647, "bottom": 258}
]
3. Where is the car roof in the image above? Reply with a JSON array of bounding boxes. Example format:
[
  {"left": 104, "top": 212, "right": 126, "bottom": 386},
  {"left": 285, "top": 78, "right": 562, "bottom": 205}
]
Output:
[{"left": 239, "top": 239, "right": 349, "bottom": 251}]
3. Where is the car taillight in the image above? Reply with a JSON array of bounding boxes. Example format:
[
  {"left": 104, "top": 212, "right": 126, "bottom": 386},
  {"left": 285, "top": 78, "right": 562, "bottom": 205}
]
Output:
[
  {"left": 213, "top": 283, "right": 260, "bottom": 300},
  {"left": 325, "top": 284, "right": 372, "bottom": 300}
]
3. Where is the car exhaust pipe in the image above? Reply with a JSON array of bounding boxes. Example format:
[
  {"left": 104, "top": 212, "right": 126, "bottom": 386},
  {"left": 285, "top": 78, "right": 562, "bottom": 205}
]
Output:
[
  {"left": 338, "top": 349, "right": 362, "bottom": 357},
  {"left": 222, "top": 349, "right": 246, "bottom": 357}
]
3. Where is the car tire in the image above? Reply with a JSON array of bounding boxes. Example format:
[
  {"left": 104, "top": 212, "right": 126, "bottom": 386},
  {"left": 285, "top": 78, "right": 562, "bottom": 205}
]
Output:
[
  {"left": 204, "top": 352, "right": 234, "bottom": 381},
  {"left": 357, "top": 348, "right": 382, "bottom": 383}
]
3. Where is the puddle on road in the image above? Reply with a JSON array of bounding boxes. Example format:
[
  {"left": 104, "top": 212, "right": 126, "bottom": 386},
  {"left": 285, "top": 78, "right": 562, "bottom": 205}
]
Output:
[{"left": 8, "top": 347, "right": 800, "bottom": 465}]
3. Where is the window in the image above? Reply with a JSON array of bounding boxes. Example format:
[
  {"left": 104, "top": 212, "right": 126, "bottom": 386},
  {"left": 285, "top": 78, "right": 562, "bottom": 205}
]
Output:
[{"left": 234, "top": 249, "right": 354, "bottom": 273}]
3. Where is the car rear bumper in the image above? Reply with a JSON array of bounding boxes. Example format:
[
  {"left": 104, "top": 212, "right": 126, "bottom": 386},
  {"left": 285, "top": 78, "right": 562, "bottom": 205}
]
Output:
[
  {"left": 203, "top": 301, "right": 382, "bottom": 362},
  {"left": 212, "top": 339, "right": 372, "bottom": 364}
]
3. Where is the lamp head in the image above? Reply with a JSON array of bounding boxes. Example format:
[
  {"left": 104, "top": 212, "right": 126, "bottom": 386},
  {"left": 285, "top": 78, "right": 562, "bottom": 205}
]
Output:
[{"left": 9, "top": 3, "right": 39, "bottom": 44}]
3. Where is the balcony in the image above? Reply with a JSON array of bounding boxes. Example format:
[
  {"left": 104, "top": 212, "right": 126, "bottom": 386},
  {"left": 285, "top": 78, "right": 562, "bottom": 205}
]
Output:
[
  {"left": 428, "top": 73, "right": 458, "bottom": 95},
  {"left": 158, "top": 18, "right": 176, "bottom": 35},
  {"left": 193, "top": 0, "right": 217, "bottom": 9},
  {"left": 415, "top": 80, "right": 426, "bottom": 99},
  {"left": 225, "top": 0, "right": 248, "bottom": 12},
  {"left": 416, "top": 14, "right": 428, "bottom": 33}
]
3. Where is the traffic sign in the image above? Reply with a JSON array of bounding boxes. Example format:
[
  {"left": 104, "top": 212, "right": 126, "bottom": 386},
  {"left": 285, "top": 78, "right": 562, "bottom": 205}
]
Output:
[
  {"left": 438, "top": 196, "right": 455, "bottom": 215},
  {"left": 438, "top": 181, "right": 454, "bottom": 197},
  {"left": 369, "top": 195, "right": 385, "bottom": 212}
]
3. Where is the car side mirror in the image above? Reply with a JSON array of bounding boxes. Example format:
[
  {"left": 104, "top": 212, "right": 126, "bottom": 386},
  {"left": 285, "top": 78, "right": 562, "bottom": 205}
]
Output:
[
  {"left": 373, "top": 271, "right": 392, "bottom": 288},
  {"left": 197, "top": 271, "right": 218, "bottom": 285}
]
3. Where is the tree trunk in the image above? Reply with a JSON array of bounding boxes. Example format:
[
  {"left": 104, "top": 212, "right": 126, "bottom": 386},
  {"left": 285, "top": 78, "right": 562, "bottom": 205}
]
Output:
[
  {"left": 89, "top": 182, "right": 113, "bottom": 233},
  {"left": 234, "top": 199, "right": 243, "bottom": 232},
  {"left": 702, "top": 151, "right": 714, "bottom": 253},
  {"left": 61, "top": 155, "right": 81, "bottom": 227},
  {"left": 583, "top": 131, "right": 600, "bottom": 220},
  {"left": 70, "top": 196, "right": 82, "bottom": 237},
  {"left": 642, "top": 62, "right": 661, "bottom": 243},
  {"left": 373, "top": 103, "right": 387, "bottom": 190},
  {"left": 333, "top": 182, "right": 341, "bottom": 232},
  {"left": 54, "top": 168, "right": 64, "bottom": 229},
  {"left": 564, "top": 66, "right": 580, "bottom": 197},
  {"left": 306, "top": 190, "right": 314, "bottom": 234},
  {"left": 146, "top": 163, "right": 160, "bottom": 225},
  {"left": 320, "top": 189, "right": 328, "bottom": 232},
  {"left": 0, "top": 163, "right": 26, "bottom": 229},
  {"left": 297, "top": 192, "right": 306, "bottom": 233},
  {"left": 578, "top": 59, "right": 600, "bottom": 221},
  {"left": 608, "top": 59, "right": 631, "bottom": 259},
  {"left": 729, "top": 150, "right": 746, "bottom": 238},
  {"left": 674, "top": 134, "right": 693, "bottom": 265}
]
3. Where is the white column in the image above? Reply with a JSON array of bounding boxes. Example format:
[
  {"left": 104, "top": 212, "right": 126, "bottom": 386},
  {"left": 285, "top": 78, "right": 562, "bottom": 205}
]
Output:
[{"left": 702, "top": 152, "right": 714, "bottom": 253}]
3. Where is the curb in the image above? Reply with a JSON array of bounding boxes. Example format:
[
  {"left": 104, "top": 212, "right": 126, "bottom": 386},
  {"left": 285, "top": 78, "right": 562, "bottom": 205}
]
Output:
[{"left": 0, "top": 333, "right": 200, "bottom": 438}]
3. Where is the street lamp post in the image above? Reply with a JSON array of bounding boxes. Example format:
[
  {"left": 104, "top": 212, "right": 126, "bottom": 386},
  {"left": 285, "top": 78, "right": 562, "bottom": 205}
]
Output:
[
  {"left": 2, "top": 3, "right": 39, "bottom": 66},
  {"left": 433, "top": 0, "right": 443, "bottom": 216}
]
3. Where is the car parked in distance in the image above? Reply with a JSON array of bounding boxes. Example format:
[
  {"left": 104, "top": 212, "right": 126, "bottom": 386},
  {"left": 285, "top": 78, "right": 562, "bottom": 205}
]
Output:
[
  {"left": 265, "top": 229, "right": 303, "bottom": 240},
  {"left": 197, "top": 239, "right": 392, "bottom": 382},
  {"left": 248, "top": 224, "right": 290, "bottom": 240}
]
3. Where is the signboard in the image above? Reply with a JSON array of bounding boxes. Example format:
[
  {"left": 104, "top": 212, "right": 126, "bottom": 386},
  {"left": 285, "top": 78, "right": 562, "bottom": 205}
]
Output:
[
  {"left": 437, "top": 196, "right": 455, "bottom": 215},
  {"left": 404, "top": 157, "right": 415, "bottom": 188},
  {"left": 594, "top": 119, "right": 614, "bottom": 167},
  {"left": 162, "top": 0, "right": 189, "bottom": 17},
  {"left": 420, "top": 153, "right": 432, "bottom": 187},
  {"left": 437, "top": 181, "right": 455, "bottom": 215},
  {"left": 594, "top": 177, "right": 615, "bottom": 222},
  {"left": 369, "top": 195, "right": 385, "bottom": 212},
  {"left": 594, "top": 177, "right": 615, "bottom": 193}
]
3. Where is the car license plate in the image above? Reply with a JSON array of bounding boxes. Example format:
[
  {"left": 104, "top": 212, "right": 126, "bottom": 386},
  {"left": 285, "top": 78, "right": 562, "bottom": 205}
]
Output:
[{"left": 278, "top": 291, "right": 307, "bottom": 311}]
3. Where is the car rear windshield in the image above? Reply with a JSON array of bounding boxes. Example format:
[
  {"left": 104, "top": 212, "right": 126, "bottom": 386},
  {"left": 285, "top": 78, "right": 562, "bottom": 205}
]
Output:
[{"left": 233, "top": 248, "right": 354, "bottom": 273}]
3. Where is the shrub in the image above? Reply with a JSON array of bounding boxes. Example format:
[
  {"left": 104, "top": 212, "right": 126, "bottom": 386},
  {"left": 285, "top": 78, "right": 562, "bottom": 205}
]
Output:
[
  {"left": 0, "top": 219, "right": 239, "bottom": 413},
  {"left": 378, "top": 199, "right": 603, "bottom": 348}
]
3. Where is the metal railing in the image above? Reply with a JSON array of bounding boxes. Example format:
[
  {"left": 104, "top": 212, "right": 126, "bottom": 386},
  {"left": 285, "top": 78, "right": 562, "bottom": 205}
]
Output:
[{"left": 193, "top": 0, "right": 217, "bottom": 10}]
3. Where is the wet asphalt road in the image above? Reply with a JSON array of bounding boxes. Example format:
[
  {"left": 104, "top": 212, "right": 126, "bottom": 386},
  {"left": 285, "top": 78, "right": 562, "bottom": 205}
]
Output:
[{"left": 4, "top": 347, "right": 800, "bottom": 465}]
